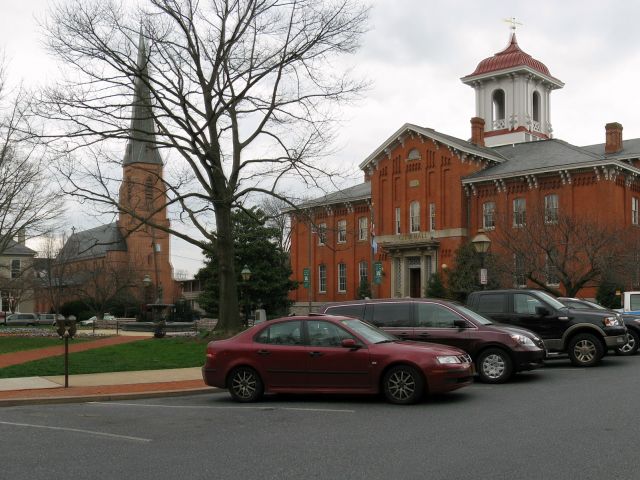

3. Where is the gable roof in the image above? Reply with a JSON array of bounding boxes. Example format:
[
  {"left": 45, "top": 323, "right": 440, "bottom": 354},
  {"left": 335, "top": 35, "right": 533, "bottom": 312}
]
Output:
[
  {"left": 295, "top": 182, "right": 371, "bottom": 210},
  {"left": 59, "top": 223, "right": 127, "bottom": 262},
  {"left": 4, "top": 240, "right": 36, "bottom": 257},
  {"left": 359, "top": 123, "right": 506, "bottom": 171}
]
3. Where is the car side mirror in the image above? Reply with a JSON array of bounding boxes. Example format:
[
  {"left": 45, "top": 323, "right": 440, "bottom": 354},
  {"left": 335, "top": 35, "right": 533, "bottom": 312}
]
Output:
[
  {"left": 535, "top": 306, "right": 550, "bottom": 316},
  {"left": 341, "top": 338, "right": 361, "bottom": 349},
  {"left": 453, "top": 319, "right": 468, "bottom": 329}
]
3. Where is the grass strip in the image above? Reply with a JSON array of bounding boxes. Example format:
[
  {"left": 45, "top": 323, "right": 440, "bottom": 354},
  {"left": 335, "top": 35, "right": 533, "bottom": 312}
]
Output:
[
  {"left": 0, "top": 337, "right": 208, "bottom": 378},
  {"left": 0, "top": 336, "right": 92, "bottom": 354}
]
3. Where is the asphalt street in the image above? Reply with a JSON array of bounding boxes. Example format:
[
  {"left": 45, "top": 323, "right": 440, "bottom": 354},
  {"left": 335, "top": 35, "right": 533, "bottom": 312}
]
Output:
[{"left": 1, "top": 355, "right": 639, "bottom": 480}]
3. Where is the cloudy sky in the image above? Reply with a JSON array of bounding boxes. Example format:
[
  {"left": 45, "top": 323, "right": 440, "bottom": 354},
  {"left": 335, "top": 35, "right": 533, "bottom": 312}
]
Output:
[{"left": 2, "top": 0, "right": 640, "bottom": 274}]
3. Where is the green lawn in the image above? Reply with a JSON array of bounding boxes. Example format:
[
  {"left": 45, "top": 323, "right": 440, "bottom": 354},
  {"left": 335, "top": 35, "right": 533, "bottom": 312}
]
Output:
[
  {"left": 0, "top": 337, "right": 209, "bottom": 378},
  {"left": 0, "top": 336, "right": 92, "bottom": 354}
]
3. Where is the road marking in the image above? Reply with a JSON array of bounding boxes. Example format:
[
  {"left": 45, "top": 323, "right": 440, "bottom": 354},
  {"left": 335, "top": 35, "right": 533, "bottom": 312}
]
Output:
[
  {"left": 89, "top": 402, "right": 355, "bottom": 413},
  {"left": 0, "top": 421, "right": 151, "bottom": 443}
]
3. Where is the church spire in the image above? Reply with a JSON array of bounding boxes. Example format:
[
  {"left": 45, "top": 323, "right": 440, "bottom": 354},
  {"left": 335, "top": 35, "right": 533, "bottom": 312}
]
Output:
[{"left": 122, "top": 29, "right": 163, "bottom": 166}]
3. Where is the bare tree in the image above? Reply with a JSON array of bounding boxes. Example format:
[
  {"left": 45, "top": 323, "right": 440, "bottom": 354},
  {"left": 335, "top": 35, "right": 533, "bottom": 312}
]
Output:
[
  {"left": 36, "top": 231, "right": 75, "bottom": 316},
  {"left": 39, "top": 0, "right": 369, "bottom": 330},
  {"left": 492, "top": 207, "right": 623, "bottom": 297}
]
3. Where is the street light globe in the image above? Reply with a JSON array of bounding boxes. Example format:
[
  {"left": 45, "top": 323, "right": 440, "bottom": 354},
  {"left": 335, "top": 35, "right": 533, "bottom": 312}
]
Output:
[
  {"left": 241, "top": 265, "right": 252, "bottom": 282},
  {"left": 142, "top": 274, "right": 152, "bottom": 287},
  {"left": 471, "top": 233, "right": 492, "bottom": 254}
]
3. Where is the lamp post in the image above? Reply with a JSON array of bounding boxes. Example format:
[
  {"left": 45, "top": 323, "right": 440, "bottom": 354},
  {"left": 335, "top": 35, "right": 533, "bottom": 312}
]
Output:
[
  {"left": 240, "top": 265, "right": 252, "bottom": 328},
  {"left": 471, "top": 233, "right": 492, "bottom": 289}
]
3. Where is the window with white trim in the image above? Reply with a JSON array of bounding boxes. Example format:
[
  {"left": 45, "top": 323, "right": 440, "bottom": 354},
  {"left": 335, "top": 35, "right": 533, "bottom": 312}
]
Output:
[
  {"left": 10, "top": 259, "right": 20, "bottom": 279},
  {"left": 513, "top": 198, "right": 526, "bottom": 227},
  {"left": 359, "top": 261, "right": 368, "bottom": 286},
  {"left": 409, "top": 201, "right": 420, "bottom": 233},
  {"left": 317, "top": 223, "right": 327, "bottom": 245},
  {"left": 318, "top": 264, "right": 327, "bottom": 293},
  {"left": 514, "top": 253, "right": 526, "bottom": 288},
  {"left": 358, "top": 217, "right": 368, "bottom": 241},
  {"left": 483, "top": 201, "right": 495, "bottom": 230},
  {"left": 429, "top": 203, "right": 436, "bottom": 231},
  {"left": 337, "top": 263, "right": 347, "bottom": 292},
  {"left": 544, "top": 194, "right": 558, "bottom": 224},
  {"left": 545, "top": 252, "right": 560, "bottom": 286},
  {"left": 337, "top": 220, "right": 347, "bottom": 243},
  {"left": 633, "top": 197, "right": 639, "bottom": 225},
  {"left": 395, "top": 207, "right": 401, "bottom": 235}
]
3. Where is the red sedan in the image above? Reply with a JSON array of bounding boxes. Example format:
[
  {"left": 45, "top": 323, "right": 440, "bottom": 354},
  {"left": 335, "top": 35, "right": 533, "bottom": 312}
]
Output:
[{"left": 202, "top": 315, "right": 474, "bottom": 404}]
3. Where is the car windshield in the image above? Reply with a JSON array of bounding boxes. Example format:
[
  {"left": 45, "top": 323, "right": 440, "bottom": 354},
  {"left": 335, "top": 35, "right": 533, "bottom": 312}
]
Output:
[
  {"left": 534, "top": 291, "right": 567, "bottom": 310},
  {"left": 339, "top": 318, "right": 397, "bottom": 343},
  {"left": 454, "top": 304, "right": 493, "bottom": 325}
]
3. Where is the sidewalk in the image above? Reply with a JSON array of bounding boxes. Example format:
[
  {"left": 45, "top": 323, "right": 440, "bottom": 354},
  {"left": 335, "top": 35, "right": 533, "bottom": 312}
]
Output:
[{"left": 0, "top": 332, "right": 217, "bottom": 406}]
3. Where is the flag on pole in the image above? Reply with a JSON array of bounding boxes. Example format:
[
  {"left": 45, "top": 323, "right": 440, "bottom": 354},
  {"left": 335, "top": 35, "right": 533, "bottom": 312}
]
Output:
[{"left": 371, "top": 222, "right": 378, "bottom": 254}]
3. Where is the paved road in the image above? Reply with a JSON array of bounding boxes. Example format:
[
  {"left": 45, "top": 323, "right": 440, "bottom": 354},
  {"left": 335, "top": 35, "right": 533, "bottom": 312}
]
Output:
[{"left": 1, "top": 355, "right": 638, "bottom": 480}]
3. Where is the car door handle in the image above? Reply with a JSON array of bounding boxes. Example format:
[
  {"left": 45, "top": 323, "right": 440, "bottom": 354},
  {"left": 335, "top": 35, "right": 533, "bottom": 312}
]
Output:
[
  {"left": 309, "top": 351, "right": 324, "bottom": 357},
  {"left": 397, "top": 332, "right": 409, "bottom": 336},
  {"left": 419, "top": 333, "right": 430, "bottom": 337},
  {"left": 257, "top": 350, "right": 271, "bottom": 356}
]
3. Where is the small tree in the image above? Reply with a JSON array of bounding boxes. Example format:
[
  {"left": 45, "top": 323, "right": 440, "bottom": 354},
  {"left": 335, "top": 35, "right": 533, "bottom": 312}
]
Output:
[
  {"left": 425, "top": 272, "right": 447, "bottom": 299},
  {"left": 357, "top": 278, "right": 372, "bottom": 299},
  {"left": 447, "top": 243, "right": 500, "bottom": 302}
]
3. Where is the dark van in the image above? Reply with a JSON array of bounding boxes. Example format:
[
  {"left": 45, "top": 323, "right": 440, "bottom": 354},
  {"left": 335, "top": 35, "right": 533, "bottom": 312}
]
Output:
[{"left": 318, "top": 298, "right": 545, "bottom": 383}]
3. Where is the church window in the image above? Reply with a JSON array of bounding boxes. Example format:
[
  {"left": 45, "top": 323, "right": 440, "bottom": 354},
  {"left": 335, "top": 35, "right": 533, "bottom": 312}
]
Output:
[
  {"left": 544, "top": 194, "right": 558, "bottom": 224},
  {"left": 532, "top": 91, "right": 541, "bottom": 122},
  {"left": 483, "top": 201, "right": 495, "bottom": 230},
  {"left": 492, "top": 89, "right": 506, "bottom": 122},
  {"left": 337, "top": 263, "right": 347, "bottom": 292},
  {"left": 513, "top": 198, "right": 526, "bottom": 227},
  {"left": 11, "top": 259, "right": 20, "bottom": 279},
  {"left": 407, "top": 148, "right": 421, "bottom": 161},
  {"left": 429, "top": 203, "right": 436, "bottom": 231},
  {"left": 409, "top": 201, "right": 420, "bottom": 233},
  {"left": 318, "top": 264, "right": 327, "bottom": 293},
  {"left": 395, "top": 207, "right": 401, "bottom": 235},
  {"left": 633, "top": 197, "right": 639, "bottom": 226},
  {"left": 337, "top": 220, "right": 347, "bottom": 243},
  {"left": 358, "top": 217, "right": 368, "bottom": 241},
  {"left": 145, "top": 176, "right": 154, "bottom": 206}
]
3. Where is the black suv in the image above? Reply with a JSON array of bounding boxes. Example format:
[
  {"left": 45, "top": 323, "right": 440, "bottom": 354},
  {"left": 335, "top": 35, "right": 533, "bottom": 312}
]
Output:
[
  {"left": 318, "top": 298, "right": 545, "bottom": 383},
  {"left": 466, "top": 289, "right": 628, "bottom": 367}
]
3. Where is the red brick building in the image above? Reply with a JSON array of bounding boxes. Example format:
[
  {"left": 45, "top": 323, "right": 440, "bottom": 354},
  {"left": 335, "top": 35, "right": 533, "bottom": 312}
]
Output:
[{"left": 289, "top": 31, "right": 640, "bottom": 311}]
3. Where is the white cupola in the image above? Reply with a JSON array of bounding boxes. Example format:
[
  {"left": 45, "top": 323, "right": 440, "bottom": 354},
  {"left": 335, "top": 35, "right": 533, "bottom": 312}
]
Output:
[{"left": 461, "top": 30, "right": 564, "bottom": 147}]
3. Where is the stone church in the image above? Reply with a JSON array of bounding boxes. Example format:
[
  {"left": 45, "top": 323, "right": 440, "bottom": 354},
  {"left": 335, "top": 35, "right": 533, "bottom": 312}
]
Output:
[
  {"left": 289, "top": 29, "right": 640, "bottom": 310},
  {"left": 35, "top": 34, "right": 176, "bottom": 314}
]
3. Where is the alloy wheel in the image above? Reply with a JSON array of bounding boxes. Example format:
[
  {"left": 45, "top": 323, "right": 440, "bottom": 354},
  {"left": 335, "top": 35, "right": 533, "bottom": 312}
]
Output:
[
  {"left": 386, "top": 369, "right": 416, "bottom": 402},
  {"left": 573, "top": 339, "right": 597, "bottom": 363},
  {"left": 481, "top": 353, "right": 505, "bottom": 380},
  {"left": 231, "top": 369, "right": 258, "bottom": 400}
]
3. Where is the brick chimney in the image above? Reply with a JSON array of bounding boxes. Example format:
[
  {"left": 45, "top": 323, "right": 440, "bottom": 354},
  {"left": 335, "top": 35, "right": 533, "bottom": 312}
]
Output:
[
  {"left": 17, "top": 228, "right": 25, "bottom": 245},
  {"left": 605, "top": 122, "right": 623, "bottom": 154},
  {"left": 470, "top": 117, "right": 485, "bottom": 147}
]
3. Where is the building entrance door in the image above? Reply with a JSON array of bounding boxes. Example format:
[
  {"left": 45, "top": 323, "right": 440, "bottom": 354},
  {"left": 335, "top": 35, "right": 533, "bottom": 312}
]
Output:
[{"left": 409, "top": 268, "right": 421, "bottom": 298}]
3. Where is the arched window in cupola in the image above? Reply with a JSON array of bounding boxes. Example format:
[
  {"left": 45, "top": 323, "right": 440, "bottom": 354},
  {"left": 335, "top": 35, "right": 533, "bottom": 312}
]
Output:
[
  {"left": 407, "top": 148, "right": 421, "bottom": 161},
  {"left": 492, "top": 89, "right": 505, "bottom": 126},
  {"left": 532, "top": 91, "right": 541, "bottom": 123}
]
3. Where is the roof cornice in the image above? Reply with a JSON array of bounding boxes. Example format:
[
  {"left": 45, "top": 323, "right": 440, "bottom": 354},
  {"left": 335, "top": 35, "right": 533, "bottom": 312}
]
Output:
[{"left": 461, "top": 65, "right": 564, "bottom": 89}]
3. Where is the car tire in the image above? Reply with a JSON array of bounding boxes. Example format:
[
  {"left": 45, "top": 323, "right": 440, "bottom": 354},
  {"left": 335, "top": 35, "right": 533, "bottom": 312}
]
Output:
[
  {"left": 615, "top": 329, "right": 639, "bottom": 356},
  {"left": 228, "top": 367, "right": 264, "bottom": 403},
  {"left": 382, "top": 365, "right": 424, "bottom": 405},
  {"left": 477, "top": 348, "right": 513, "bottom": 383},
  {"left": 568, "top": 333, "right": 604, "bottom": 367}
]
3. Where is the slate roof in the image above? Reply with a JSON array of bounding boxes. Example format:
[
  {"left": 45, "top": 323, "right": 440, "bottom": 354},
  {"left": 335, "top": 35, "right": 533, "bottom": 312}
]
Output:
[
  {"left": 4, "top": 240, "right": 36, "bottom": 256},
  {"left": 59, "top": 223, "right": 127, "bottom": 262},
  {"left": 582, "top": 138, "right": 640, "bottom": 159},
  {"left": 296, "top": 182, "right": 371, "bottom": 209}
]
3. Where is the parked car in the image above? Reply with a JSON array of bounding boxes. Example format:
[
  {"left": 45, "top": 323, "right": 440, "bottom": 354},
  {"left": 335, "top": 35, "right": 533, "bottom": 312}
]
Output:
[
  {"left": 557, "top": 297, "right": 639, "bottom": 356},
  {"left": 38, "top": 313, "right": 65, "bottom": 326},
  {"left": 318, "top": 298, "right": 545, "bottom": 383},
  {"left": 467, "top": 289, "right": 628, "bottom": 366},
  {"left": 80, "top": 314, "right": 116, "bottom": 326},
  {"left": 202, "top": 315, "right": 474, "bottom": 404},
  {"left": 6, "top": 313, "right": 39, "bottom": 326}
]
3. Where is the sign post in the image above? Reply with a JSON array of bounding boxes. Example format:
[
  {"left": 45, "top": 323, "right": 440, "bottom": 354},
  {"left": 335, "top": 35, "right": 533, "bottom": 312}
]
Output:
[{"left": 374, "top": 262, "right": 383, "bottom": 285}]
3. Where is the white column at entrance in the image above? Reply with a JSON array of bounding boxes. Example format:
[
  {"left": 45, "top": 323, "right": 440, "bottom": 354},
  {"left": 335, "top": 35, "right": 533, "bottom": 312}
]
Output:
[{"left": 420, "top": 255, "right": 429, "bottom": 298}]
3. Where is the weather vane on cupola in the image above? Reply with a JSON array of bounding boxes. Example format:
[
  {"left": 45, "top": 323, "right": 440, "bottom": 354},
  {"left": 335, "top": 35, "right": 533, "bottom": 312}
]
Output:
[{"left": 503, "top": 16, "right": 523, "bottom": 32}]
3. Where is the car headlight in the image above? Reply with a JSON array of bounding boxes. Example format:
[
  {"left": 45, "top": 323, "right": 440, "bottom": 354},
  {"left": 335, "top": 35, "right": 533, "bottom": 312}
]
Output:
[
  {"left": 437, "top": 356, "right": 461, "bottom": 364},
  {"left": 603, "top": 316, "right": 621, "bottom": 327},
  {"left": 510, "top": 334, "right": 536, "bottom": 347}
]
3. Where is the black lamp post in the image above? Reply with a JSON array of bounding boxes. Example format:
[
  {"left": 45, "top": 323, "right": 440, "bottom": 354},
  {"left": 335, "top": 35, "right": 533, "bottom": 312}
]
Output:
[
  {"left": 471, "top": 233, "right": 492, "bottom": 289},
  {"left": 241, "top": 265, "right": 252, "bottom": 328}
]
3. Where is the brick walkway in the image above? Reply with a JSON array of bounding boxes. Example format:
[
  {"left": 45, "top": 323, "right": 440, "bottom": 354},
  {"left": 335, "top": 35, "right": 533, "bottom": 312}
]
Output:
[{"left": 0, "top": 336, "right": 149, "bottom": 368}]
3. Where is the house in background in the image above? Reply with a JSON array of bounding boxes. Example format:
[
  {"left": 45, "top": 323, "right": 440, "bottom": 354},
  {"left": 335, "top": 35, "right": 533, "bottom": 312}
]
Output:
[{"left": 0, "top": 232, "right": 37, "bottom": 314}]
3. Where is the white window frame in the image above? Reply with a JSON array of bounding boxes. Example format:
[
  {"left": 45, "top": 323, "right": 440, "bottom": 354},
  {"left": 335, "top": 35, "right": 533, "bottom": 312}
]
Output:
[
  {"left": 337, "top": 220, "right": 347, "bottom": 243},
  {"left": 545, "top": 253, "right": 560, "bottom": 286},
  {"left": 337, "top": 263, "right": 347, "bottom": 293},
  {"left": 358, "top": 217, "right": 368, "bottom": 241},
  {"left": 429, "top": 203, "right": 436, "bottom": 232},
  {"left": 409, "top": 201, "right": 420, "bottom": 233},
  {"left": 318, "top": 264, "right": 327, "bottom": 293},
  {"left": 483, "top": 201, "right": 495, "bottom": 230},
  {"left": 544, "top": 194, "right": 559, "bottom": 224},
  {"left": 395, "top": 207, "right": 401, "bottom": 235},
  {"left": 513, "top": 198, "right": 526, "bottom": 227},
  {"left": 633, "top": 197, "right": 639, "bottom": 226},
  {"left": 11, "top": 259, "right": 20, "bottom": 279},
  {"left": 513, "top": 253, "right": 526, "bottom": 288},
  {"left": 317, "top": 223, "right": 327, "bottom": 245}
]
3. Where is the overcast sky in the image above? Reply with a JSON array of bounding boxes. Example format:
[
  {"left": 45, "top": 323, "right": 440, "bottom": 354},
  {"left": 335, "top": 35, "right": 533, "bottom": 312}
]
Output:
[{"left": 2, "top": 0, "right": 640, "bottom": 275}]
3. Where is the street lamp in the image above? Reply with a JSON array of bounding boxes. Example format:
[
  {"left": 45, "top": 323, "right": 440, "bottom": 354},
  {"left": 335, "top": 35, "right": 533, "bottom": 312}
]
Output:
[
  {"left": 471, "top": 233, "right": 492, "bottom": 289},
  {"left": 240, "top": 265, "right": 252, "bottom": 328}
]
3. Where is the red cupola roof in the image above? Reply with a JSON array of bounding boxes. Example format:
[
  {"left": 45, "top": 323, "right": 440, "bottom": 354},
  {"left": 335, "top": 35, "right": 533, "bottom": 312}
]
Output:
[{"left": 466, "top": 33, "right": 553, "bottom": 78}]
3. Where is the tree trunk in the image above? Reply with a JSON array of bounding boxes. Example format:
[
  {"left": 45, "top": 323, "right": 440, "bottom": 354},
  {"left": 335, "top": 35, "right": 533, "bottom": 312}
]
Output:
[{"left": 214, "top": 205, "right": 239, "bottom": 330}]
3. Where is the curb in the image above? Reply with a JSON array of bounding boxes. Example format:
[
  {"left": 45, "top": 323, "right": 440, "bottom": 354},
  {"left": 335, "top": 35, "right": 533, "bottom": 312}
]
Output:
[{"left": 0, "top": 387, "right": 221, "bottom": 407}]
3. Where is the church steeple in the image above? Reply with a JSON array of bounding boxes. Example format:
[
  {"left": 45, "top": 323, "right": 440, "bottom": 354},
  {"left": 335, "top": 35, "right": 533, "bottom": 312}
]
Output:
[
  {"left": 122, "top": 30, "right": 163, "bottom": 166},
  {"left": 461, "top": 28, "right": 564, "bottom": 147}
]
